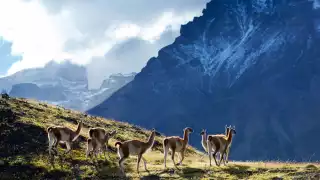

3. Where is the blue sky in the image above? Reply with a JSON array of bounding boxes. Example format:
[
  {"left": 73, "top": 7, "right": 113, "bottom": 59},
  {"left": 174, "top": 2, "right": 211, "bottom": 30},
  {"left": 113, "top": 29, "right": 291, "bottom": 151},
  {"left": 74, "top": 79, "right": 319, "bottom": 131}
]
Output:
[{"left": 0, "top": 39, "right": 21, "bottom": 76}]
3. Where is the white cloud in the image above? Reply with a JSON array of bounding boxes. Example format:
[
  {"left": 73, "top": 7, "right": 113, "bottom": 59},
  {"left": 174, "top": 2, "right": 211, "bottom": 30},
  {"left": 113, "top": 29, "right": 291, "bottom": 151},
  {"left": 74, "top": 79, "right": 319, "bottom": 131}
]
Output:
[
  {"left": 314, "top": 0, "right": 320, "bottom": 9},
  {"left": 0, "top": 0, "right": 209, "bottom": 89}
]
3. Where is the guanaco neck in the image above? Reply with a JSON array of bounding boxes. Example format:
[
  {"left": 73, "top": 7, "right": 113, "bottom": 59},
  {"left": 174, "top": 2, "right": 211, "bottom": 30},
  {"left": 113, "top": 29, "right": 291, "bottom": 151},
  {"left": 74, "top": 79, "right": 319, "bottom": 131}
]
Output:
[
  {"left": 146, "top": 131, "right": 156, "bottom": 148},
  {"left": 102, "top": 130, "right": 116, "bottom": 143},
  {"left": 71, "top": 122, "right": 82, "bottom": 141},
  {"left": 227, "top": 131, "right": 233, "bottom": 144},
  {"left": 183, "top": 130, "right": 190, "bottom": 146},
  {"left": 201, "top": 132, "right": 208, "bottom": 152},
  {"left": 226, "top": 128, "right": 230, "bottom": 137}
]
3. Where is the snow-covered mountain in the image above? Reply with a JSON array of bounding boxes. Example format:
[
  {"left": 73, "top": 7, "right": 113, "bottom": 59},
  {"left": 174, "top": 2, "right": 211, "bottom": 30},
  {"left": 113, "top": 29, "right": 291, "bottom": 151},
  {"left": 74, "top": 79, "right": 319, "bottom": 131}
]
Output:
[
  {"left": 0, "top": 61, "right": 136, "bottom": 111},
  {"left": 88, "top": 0, "right": 320, "bottom": 161}
]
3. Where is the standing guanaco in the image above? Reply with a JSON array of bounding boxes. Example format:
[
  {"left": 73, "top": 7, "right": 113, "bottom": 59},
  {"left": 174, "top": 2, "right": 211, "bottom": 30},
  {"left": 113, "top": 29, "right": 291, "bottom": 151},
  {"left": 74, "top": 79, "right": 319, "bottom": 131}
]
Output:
[
  {"left": 86, "top": 127, "right": 116, "bottom": 159},
  {"left": 200, "top": 125, "right": 231, "bottom": 166},
  {"left": 115, "top": 128, "right": 156, "bottom": 174},
  {"left": 163, "top": 127, "right": 193, "bottom": 168},
  {"left": 207, "top": 125, "right": 236, "bottom": 166}
]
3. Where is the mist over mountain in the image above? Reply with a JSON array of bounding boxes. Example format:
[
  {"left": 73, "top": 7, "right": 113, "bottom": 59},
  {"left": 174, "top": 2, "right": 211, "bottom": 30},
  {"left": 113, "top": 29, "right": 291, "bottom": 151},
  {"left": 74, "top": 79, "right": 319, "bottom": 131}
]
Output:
[
  {"left": 0, "top": 61, "right": 135, "bottom": 111},
  {"left": 88, "top": 0, "right": 320, "bottom": 161}
]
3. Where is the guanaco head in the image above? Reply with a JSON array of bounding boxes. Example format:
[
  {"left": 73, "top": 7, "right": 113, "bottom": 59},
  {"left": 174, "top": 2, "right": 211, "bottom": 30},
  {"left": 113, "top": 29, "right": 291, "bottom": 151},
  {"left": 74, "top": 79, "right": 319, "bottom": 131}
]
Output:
[
  {"left": 184, "top": 127, "right": 193, "bottom": 134},
  {"left": 150, "top": 128, "right": 157, "bottom": 137},
  {"left": 225, "top": 125, "right": 232, "bottom": 135},
  {"left": 229, "top": 125, "right": 236, "bottom": 135},
  {"left": 200, "top": 129, "right": 206, "bottom": 136},
  {"left": 149, "top": 128, "right": 156, "bottom": 137}
]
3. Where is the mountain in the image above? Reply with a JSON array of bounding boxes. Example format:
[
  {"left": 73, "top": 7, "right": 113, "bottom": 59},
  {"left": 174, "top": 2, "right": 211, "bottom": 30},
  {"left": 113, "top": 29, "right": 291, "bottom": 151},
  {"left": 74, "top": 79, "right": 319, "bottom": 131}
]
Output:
[
  {"left": 0, "top": 61, "right": 136, "bottom": 111},
  {"left": 88, "top": 0, "right": 320, "bottom": 161},
  {"left": 10, "top": 83, "right": 66, "bottom": 102}
]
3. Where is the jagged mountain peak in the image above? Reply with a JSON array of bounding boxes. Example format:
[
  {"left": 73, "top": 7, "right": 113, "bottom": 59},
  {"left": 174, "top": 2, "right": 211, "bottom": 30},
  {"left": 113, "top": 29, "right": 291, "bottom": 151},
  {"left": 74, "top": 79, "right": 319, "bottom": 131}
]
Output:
[{"left": 140, "top": 0, "right": 318, "bottom": 91}]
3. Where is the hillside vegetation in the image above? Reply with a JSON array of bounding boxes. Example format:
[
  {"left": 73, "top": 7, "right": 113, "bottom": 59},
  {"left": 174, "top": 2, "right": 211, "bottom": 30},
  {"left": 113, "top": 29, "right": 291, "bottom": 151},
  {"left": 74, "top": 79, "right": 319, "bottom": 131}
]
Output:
[{"left": 0, "top": 94, "right": 319, "bottom": 179}]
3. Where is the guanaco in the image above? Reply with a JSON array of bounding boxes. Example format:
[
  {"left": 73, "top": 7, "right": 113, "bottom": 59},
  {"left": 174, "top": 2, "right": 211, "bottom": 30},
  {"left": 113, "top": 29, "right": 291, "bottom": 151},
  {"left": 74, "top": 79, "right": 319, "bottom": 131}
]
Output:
[
  {"left": 207, "top": 125, "right": 236, "bottom": 166},
  {"left": 224, "top": 125, "right": 234, "bottom": 163},
  {"left": 86, "top": 127, "right": 116, "bottom": 159},
  {"left": 200, "top": 125, "right": 231, "bottom": 165},
  {"left": 115, "top": 128, "right": 156, "bottom": 174},
  {"left": 163, "top": 127, "right": 193, "bottom": 168},
  {"left": 47, "top": 120, "right": 83, "bottom": 156}
]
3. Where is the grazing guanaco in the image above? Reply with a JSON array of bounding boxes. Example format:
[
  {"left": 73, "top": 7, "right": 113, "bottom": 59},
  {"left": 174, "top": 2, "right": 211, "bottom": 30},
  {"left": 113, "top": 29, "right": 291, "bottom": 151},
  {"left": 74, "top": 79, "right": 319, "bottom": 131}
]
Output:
[
  {"left": 200, "top": 125, "right": 231, "bottom": 166},
  {"left": 163, "top": 127, "right": 193, "bottom": 168},
  {"left": 47, "top": 120, "right": 83, "bottom": 156},
  {"left": 86, "top": 127, "right": 116, "bottom": 159},
  {"left": 207, "top": 125, "right": 236, "bottom": 166},
  {"left": 115, "top": 128, "right": 156, "bottom": 174}
]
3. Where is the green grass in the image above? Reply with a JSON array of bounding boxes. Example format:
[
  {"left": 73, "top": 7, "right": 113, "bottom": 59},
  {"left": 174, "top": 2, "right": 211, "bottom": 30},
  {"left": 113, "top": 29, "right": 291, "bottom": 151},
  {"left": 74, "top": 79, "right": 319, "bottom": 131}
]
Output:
[{"left": 0, "top": 95, "right": 319, "bottom": 179}]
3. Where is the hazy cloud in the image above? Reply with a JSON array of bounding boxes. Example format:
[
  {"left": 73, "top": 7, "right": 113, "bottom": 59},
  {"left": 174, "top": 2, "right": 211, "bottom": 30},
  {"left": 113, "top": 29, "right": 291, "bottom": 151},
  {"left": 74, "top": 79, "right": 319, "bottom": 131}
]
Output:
[{"left": 0, "top": 0, "right": 209, "bottom": 89}]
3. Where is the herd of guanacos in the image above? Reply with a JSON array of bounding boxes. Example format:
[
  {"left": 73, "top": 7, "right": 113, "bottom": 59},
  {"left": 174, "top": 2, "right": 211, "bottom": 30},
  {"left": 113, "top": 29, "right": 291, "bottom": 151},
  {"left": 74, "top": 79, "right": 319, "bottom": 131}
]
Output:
[{"left": 46, "top": 120, "right": 236, "bottom": 174}]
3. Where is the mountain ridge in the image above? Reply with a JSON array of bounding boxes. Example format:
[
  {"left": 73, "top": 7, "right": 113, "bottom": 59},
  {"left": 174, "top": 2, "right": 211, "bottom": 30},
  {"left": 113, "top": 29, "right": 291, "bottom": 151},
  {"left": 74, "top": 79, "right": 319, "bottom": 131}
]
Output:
[
  {"left": 88, "top": 0, "right": 320, "bottom": 161},
  {"left": 0, "top": 60, "right": 136, "bottom": 111}
]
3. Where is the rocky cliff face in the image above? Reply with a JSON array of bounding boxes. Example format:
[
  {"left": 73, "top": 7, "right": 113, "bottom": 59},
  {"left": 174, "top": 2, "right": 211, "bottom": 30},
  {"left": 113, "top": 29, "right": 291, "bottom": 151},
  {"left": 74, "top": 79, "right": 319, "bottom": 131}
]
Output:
[{"left": 88, "top": 0, "right": 320, "bottom": 161}]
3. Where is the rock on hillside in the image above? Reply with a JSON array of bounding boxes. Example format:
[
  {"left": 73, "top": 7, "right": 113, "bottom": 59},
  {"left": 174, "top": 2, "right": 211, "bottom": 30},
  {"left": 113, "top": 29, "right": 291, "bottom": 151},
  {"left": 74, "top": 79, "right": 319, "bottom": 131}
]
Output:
[{"left": 88, "top": 0, "right": 320, "bottom": 161}]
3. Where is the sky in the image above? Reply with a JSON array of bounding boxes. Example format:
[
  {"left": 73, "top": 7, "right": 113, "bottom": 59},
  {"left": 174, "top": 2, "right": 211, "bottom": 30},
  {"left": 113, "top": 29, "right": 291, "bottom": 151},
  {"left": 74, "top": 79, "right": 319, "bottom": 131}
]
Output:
[{"left": 0, "top": 0, "right": 210, "bottom": 89}]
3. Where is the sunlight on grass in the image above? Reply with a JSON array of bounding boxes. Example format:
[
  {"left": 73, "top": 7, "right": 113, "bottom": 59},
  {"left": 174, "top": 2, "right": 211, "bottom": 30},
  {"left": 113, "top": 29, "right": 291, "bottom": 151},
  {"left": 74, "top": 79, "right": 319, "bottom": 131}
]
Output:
[{"left": 1, "top": 97, "right": 320, "bottom": 179}]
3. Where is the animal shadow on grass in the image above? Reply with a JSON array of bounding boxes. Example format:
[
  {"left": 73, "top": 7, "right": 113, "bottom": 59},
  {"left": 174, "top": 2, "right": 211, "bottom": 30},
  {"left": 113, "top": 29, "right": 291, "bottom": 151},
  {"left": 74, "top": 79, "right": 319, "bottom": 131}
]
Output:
[
  {"left": 286, "top": 167, "right": 320, "bottom": 179},
  {"left": 95, "top": 162, "right": 134, "bottom": 179},
  {"left": 0, "top": 163, "right": 69, "bottom": 180},
  {"left": 221, "top": 164, "right": 252, "bottom": 179},
  {"left": 140, "top": 174, "right": 161, "bottom": 180},
  {"left": 0, "top": 110, "right": 48, "bottom": 158},
  {"left": 176, "top": 167, "right": 207, "bottom": 179},
  {"left": 148, "top": 167, "right": 207, "bottom": 179}
]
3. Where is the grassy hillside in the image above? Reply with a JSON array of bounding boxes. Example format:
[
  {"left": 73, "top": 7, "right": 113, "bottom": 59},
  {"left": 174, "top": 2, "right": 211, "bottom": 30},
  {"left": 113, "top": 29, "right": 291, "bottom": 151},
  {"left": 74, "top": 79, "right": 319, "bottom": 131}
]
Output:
[{"left": 0, "top": 94, "right": 319, "bottom": 180}]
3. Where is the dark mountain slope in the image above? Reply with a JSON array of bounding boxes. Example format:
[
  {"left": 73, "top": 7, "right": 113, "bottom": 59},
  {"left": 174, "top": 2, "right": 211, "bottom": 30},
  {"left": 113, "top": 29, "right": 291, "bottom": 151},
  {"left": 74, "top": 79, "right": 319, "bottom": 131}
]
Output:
[{"left": 88, "top": 0, "right": 320, "bottom": 161}]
